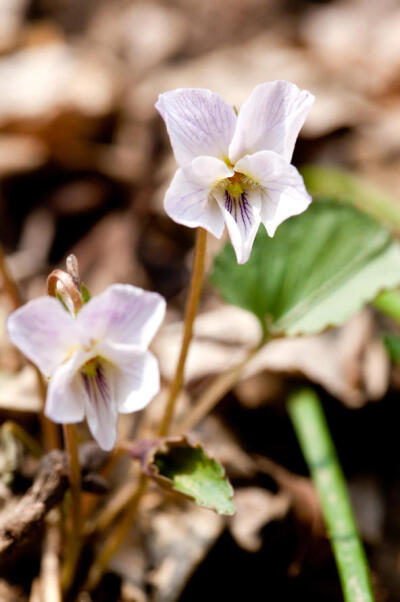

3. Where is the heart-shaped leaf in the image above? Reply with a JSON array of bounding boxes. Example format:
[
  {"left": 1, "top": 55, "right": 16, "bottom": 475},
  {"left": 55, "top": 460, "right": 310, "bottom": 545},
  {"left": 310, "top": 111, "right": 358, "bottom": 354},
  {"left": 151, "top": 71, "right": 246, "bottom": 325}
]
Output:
[{"left": 211, "top": 200, "right": 400, "bottom": 336}]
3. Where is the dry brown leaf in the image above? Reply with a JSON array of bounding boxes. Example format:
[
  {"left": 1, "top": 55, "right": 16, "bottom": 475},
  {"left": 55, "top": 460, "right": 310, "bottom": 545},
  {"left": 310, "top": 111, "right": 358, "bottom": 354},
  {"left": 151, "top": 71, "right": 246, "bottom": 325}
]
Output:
[
  {"left": 154, "top": 306, "right": 389, "bottom": 408},
  {"left": 0, "top": 578, "right": 27, "bottom": 602},
  {"left": 0, "top": 43, "right": 119, "bottom": 124},
  {"left": 0, "top": 135, "right": 47, "bottom": 176},
  {"left": 229, "top": 487, "right": 290, "bottom": 552},
  {"left": 88, "top": 2, "right": 187, "bottom": 78},
  {"left": 6, "top": 209, "right": 55, "bottom": 284},
  {"left": 69, "top": 211, "right": 149, "bottom": 295},
  {"left": 234, "top": 372, "right": 284, "bottom": 409},
  {"left": 300, "top": 0, "right": 400, "bottom": 95},
  {"left": 0, "top": 0, "right": 28, "bottom": 54},
  {"left": 147, "top": 503, "right": 224, "bottom": 602},
  {"left": 120, "top": 581, "right": 148, "bottom": 602},
  {"left": 0, "top": 367, "right": 41, "bottom": 413},
  {"left": 108, "top": 527, "right": 147, "bottom": 599},
  {"left": 256, "top": 456, "right": 324, "bottom": 536},
  {"left": 130, "top": 32, "right": 375, "bottom": 137}
]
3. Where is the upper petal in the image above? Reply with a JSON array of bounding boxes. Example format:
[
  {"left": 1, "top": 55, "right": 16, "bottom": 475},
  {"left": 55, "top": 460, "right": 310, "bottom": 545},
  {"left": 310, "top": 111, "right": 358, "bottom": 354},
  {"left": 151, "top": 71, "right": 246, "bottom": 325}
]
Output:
[
  {"left": 236, "top": 150, "right": 311, "bottom": 237},
  {"left": 229, "top": 81, "right": 315, "bottom": 164},
  {"left": 7, "top": 296, "right": 80, "bottom": 377},
  {"left": 45, "top": 351, "right": 86, "bottom": 423},
  {"left": 99, "top": 341, "right": 160, "bottom": 414},
  {"left": 164, "top": 157, "right": 231, "bottom": 237},
  {"left": 156, "top": 88, "right": 237, "bottom": 166},
  {"left": 214, "top": 188, "right": 261, "bottom": 264},
  {"left": 77, "top": 284, "right": 166, "bottom": 350}
]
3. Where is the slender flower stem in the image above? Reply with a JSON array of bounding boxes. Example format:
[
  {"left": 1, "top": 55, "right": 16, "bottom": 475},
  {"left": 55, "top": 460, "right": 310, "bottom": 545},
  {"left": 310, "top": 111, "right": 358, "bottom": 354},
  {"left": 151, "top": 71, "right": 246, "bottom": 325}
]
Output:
[
  {"left": 175, "top": 342, "right": 262, "bottom": 434},
  {"left": 158, "top": 227, "right": 207, "bottom": 436},
  {"left": 47, "top": 264, "right": 84, "bottom": 588},
  {"left": 35, "top": 371, "right": 60, "bottom": 451},
  {"left": 288, "top": 389, "right": 374, "bottom": 602},
  {"left": 83, "top": 230, "right": 207, "bottom": 590},
  {"left": 81, "top": 447, "right": 124, "bottom": 523},
  {"left": 84, "top": 473, "right": 148, "bottom": 591},
  {"left": 84, "top": 476, "right": 139, "bottom": 536},
  {"left": 0, "top": 243, "right": 22, "bottom": 310},
  {"left": 61, "top": 423, "right": 82, "bottom": 591}
]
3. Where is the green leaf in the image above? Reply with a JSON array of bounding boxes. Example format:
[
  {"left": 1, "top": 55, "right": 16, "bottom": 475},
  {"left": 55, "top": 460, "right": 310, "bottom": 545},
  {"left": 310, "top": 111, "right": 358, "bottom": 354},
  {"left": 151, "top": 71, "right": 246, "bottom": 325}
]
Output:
[
  {"left": 81, "top": 283, "right": 92, "bottom": 304},
  {"left": 56, "top": 293, "right": 70, "bottom": 313},
  {"left": 211, "top": 200, "right": 400, "bottom": 336},
  {"left": 373, "top": 289, "right": 400, "bottom": 323},
  {"left": 153, "top": 440, "right": 235, "bottom": 516},
  {"left": 383, "top": 333, "right": 400, "bottom": 364},
  {"left": 301, "top": 165, "right": 400, "bottom": 235}
]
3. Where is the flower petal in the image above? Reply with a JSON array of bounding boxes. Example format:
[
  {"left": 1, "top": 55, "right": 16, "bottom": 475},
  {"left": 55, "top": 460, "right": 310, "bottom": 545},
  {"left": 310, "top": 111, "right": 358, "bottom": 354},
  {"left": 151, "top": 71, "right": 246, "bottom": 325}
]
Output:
[
  {"left": 214, "top": 188, "right": 261, "bottom": 264},
  {"left": 77, "top": 284, "right": 166, "bottom": 350},
  {"left": 156, "top": 88, "right": 237, "bottom": 166},
  {"left": 229, "top": 81, "right": 315, "bottom": 164},
  {"left": 236, "top": 150, "right": 311, "bottom": 236},
  {"left": 81, "top": 359, "right": 118, "bottom": 451},
  {"left": 100, "top": 341, "right": 160, "bottom": 413},
  {"left": 45, "top": 351, "right": 86, "bottom": 423},
  {"left": 7, "top": 297, "right": 79, "bottom": 377},
  {"left": 164, "top": 156, "right": 232, "bottom": 237}
]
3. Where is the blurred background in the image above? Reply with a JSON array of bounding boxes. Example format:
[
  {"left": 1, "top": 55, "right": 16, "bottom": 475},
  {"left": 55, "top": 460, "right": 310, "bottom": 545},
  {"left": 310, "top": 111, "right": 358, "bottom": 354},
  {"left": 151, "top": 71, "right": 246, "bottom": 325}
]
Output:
[{"left": 1, "top": 0, "right": 400, "bottom": 600}]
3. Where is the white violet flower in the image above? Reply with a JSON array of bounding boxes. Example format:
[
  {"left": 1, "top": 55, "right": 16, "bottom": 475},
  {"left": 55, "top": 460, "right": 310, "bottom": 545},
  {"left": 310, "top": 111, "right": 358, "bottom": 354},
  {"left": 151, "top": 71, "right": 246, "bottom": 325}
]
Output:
[
  {"left": 7, "top": 284, "right": 166, "bottom": 451},
  {"left": 156, "top": 81, "right": 315, "bottom": 264}
]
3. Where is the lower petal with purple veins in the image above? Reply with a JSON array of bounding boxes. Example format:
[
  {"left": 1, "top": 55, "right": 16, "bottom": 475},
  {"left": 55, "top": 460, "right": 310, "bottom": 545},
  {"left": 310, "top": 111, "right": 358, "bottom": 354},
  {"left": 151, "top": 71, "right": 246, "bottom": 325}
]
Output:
[
  {"left": 215, "top": 187, "right": 262, "bottom": 264},
  {"left": 81, "top": 358, "right": 118, "bottom": 451},
  {"left": 224, "top": 191, "right": 254, "bottom": 233}
]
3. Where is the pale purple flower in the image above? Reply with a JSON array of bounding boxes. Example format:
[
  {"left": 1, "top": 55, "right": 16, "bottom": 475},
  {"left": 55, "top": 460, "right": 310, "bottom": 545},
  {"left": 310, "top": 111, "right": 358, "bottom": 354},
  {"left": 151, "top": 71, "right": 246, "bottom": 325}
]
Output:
[
  {"left": 7, "top": 285, "right": 166, "bottom": 451},
  {"left": 156, "top": 81, "right": 314, "bottom": 264}
]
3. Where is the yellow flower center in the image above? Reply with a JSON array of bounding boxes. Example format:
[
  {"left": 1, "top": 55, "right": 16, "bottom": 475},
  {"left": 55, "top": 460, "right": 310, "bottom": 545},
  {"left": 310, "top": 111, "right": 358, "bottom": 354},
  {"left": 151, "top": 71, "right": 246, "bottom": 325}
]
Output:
[
  {"left": 81, "top": 357, "right": 100, "bottom": 377},
  {"left": 225, "top": 170, "right": 245, "bottom": 197}
]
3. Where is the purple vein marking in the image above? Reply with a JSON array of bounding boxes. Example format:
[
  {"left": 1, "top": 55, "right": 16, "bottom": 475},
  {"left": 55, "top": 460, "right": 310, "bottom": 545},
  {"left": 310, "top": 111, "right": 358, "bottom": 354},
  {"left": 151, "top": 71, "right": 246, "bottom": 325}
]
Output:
[
  {"left": 225, "top": 190, "right": 252, "bottom": 231},
  {"left": 82, "top": 361, "right": 111, "bottom": 413}
]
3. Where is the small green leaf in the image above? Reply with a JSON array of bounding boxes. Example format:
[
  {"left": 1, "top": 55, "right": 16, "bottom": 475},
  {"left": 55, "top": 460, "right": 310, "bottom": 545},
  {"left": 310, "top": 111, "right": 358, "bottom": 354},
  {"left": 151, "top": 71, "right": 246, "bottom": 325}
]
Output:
[
  {"left": 154, "top": 443, "right": 235, "bottom": 515},
  {"left": 81, "top": 283, "right": 92, "bottom": 304},
  {"left": 383, "top": 333, "right": 400, "bottom": 364},
  {"left": 211, "top": 200, "right": 400, "bottom": 336},
  {"left": 126, "top": 436, "right": 235, "bottom": 515},
  {"left": 56, "top": 293, "right": 70, "bottom": 313}
]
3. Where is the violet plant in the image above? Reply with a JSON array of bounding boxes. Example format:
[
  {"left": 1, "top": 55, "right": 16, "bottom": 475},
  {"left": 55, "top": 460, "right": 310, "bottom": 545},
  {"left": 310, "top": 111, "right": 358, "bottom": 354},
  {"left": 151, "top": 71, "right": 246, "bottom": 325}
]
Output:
[
  {"left": 5, "top": 80, "right": 400, "bottom": 601},
  {"left": 156, "top": 81, "right": 313, "bottom": 264},
  {"left": 8, "top": 282, "right": 165, "bottom": 451}
]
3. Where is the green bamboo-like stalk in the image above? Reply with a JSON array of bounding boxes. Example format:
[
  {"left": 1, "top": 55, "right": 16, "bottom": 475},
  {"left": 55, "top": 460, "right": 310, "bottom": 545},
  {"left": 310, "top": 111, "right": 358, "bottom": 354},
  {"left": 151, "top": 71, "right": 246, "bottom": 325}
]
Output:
[{"left": 288, "top": 389, "right": 374, "bottom": 602}]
